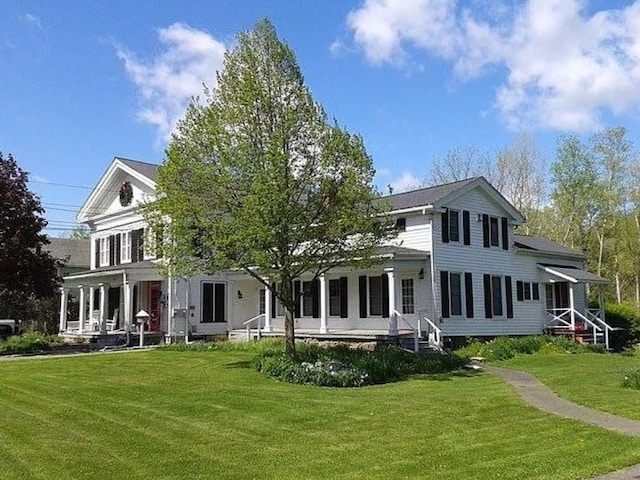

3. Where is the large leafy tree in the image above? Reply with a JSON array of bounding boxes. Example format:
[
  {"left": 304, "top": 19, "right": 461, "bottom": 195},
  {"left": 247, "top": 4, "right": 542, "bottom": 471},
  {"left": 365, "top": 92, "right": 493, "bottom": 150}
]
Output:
[
  {"left": 0, "top": 152, "right": 59, "bottom": 319},
  {"left": 147, "top": 20, "right": 392, "bottom": 355}
]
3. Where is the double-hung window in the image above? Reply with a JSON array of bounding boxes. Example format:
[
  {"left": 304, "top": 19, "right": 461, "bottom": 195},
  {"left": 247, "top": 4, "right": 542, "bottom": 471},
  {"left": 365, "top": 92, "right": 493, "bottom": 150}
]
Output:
[
  {"left": 448, "top": 210, "right": 460, "bottom": 242},
  {"left": 401, "top": 279, "right": 415, "bottom": 314},
  {"left": 369, "top": 276, "right": 382, "bottom": 316},
  {"left": 329, "top": 279, "right": 341, "bottom": 317},
  {"left": 99, "top": 237, "right": 109, "bottom": 267},
  {"left": 121, "top": 231, "right": 132, "bottom": 263}
]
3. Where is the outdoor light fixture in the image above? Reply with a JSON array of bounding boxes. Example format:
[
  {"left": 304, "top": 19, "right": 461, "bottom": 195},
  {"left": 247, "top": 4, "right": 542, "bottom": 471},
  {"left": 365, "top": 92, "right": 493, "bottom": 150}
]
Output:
[
  {"left": 418, "top": 268, "right": 424, "bottom": 280},
  {"left": 237, "top": 290, "right": 243, "bottom": 300}
]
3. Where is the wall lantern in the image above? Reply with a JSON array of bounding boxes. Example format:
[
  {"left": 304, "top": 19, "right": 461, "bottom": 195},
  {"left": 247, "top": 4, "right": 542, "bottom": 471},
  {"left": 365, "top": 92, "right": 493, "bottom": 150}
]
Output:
[
  {"left": 418, "top": 268, "right": 425, "bottom": 280},
  {"left": 237, "top": 290, "right": 243, "bottom": 300}
]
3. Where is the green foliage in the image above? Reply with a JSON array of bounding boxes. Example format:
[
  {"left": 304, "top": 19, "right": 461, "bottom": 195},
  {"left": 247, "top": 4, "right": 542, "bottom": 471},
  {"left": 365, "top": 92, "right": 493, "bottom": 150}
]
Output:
[
  {"left": 254, "top": 343, "right": 466, "bottom": 387},
  {"left": 622, "top": 368, "right": 640, "bottom": 390},
  {"left": 162, "top": 339, "right": 282, "bottom": 354},
  {"left": 604, "top": 303, "right": 640, "bottom": 347},
  {"left": 0, "top": 332, "right": 62, "bottom": 355},
  {"left": 456, "top": 335, "right": 600, "bottom": 362}
]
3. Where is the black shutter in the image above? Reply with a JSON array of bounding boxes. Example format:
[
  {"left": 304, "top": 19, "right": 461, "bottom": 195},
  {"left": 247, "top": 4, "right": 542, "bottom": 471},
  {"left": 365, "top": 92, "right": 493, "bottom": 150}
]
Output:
[
  {"left": 483, "top": 274, "right": 493, "bottom": 318},
  {"left": 108, "top": 235, "right": 115, "bottom": 266},
  {"left": 465, "top": 272, "right": 474, "bottom": 318},
  {"left": 505, "top": 276, "right": 514, "bottom": 318},
  {"left": 202, "top": 283, "right": 214, "bottom": 323},
  {"left": 359, "top": 276, "right": 368, "bottom": 318},
  {"left": 131, "top": 230, "right": 139, "bottom": 263},
  {"left": 311, "top": 279, "right": 320, "bottom": 319},
  {"left": 115, "top": 234, "right": 121, "bottom": 265},
  {"left": 339, "top": 277, "right": 348, "bottom": 318},
  {"left": 482, "top": 214, "right": 490, "bottom": 248},
  {"left": 271, "top": 283, "right": 277, "bottom": 317},
  {"left": 381, "top": 274, "right": 390, "bottom": 318},
  {"left": 501, "top": 217, "right": 509, "bottom": 250},
  {"left": 214, "top": 283, "right": 226, "bottom": 322},
  {"left": 94, "top": 238, "right": 100, "bottom": 268},
  {"left": 138, "top": 228, "right": 145, "bottom": 259},
  {"left": 516, "top": 281, "right": 524, "bottom": 301},
  {"left": 440, "top": 271, "right": 450, "bottom": 318},
  {"left": 532, "top": 283, "right": 540, "bottom": 301},
  {"left": 442, "top": 209, "right": 450, "bottom": 243},
  {"left": 463, "top": 210, "right": 471, "bottom": 245},
  {"left": 294, "top": 281, "right": 301, "bottom": 318}
]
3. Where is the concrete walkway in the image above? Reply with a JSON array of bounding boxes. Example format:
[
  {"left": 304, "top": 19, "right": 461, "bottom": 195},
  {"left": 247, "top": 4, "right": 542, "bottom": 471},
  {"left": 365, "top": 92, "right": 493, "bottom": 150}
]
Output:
[{"left": 488, "top": 366, "right": 640, "bottom": 479}]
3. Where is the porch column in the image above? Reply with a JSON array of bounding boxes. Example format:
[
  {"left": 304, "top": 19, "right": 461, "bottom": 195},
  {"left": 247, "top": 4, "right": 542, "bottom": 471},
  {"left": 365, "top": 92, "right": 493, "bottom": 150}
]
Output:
[
  {"left": 264, "top": 282, "right": 272, "bottom": 333},
  {"left": 128, "top": 281, "right": 137, "bottom": 333},
  {"left": 88, "top": 286, "right": 95, "bottom": 330},
  {"left": 98, "top": 283, "right": 107, "bottom": 335},
  {"left": 569, "top": 283, "right": 576, "bottom": 330},
  {"left": 123, "top": 281, "right": 131, "bottom": 333},
  {"left": 319, "top": 274, "right": 327, "bottom": 334},
  {"left": 386, "top": 268, "right": 398, "bottom": 335},
  {"left": 78, "top": 285, "right": 85, "bottom": 334},
  {"left": 167, "top": 276, "right": 173, "bottom": 340},
  {"left": 58, "top": 287, "right": 68, "bottom": 333}
]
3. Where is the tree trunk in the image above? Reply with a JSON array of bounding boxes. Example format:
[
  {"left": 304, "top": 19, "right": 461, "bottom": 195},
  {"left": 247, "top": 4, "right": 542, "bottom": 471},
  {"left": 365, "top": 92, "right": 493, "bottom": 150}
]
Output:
[
  {"left": 636, "top": 275, "right": 640, "bottom": 309},
  {"left": 284, "top": 308, "right": 295, "bottom": 357},
  {"left": 615, "top": 272, "right": 622, "bottom": 304},
  {"left": 597, "top": 231, "right": 604, "bottom": 277}
]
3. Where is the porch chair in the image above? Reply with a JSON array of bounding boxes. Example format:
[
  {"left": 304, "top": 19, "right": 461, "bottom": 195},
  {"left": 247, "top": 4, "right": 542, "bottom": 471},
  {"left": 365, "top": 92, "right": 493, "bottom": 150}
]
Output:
[{"left": 106, "top": 308, "right": 119, "bottom": 332}]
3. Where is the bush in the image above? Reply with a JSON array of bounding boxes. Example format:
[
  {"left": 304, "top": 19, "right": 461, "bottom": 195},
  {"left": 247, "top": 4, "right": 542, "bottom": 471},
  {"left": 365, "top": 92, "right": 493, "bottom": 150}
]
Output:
[
  {"left": 162, "top": 339, "right": 282, "bottom": 354},
  {"left": 0, "top": 332, "right": 61, "bottom": 355},
  {"left": 622, "top": 368, "right": 640, "bottom": 390},
  {"left": 603, "top": 303, "right": 640, "bottom": 348},
  {"left": 456, "top": 335, "right": 599, "bottom": 362},
  {"left": 254, "top": 343, "right": 467, "bottom": 387}
]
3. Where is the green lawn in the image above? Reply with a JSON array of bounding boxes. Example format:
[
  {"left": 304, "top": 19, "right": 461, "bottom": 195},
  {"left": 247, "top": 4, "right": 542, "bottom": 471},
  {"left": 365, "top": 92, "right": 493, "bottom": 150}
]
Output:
[
  {"left": 503, "top": 351, "right": 640, "bottom": 420},
  {"left": 1, "top": 350, "right": 640, "bottom": 479}
]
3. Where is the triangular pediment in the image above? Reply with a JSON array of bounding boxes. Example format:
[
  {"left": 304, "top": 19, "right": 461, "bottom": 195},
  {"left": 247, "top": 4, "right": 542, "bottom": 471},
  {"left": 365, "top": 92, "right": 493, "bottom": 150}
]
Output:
[{"left": 77, "top": 157, "right": 158, "bottom": 223}]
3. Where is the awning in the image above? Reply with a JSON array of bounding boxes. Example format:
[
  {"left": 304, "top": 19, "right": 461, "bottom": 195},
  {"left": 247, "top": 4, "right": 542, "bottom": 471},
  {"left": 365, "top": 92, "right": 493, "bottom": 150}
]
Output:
[{"left": 538, "top": 265, "right": 609, "bottom": 284}]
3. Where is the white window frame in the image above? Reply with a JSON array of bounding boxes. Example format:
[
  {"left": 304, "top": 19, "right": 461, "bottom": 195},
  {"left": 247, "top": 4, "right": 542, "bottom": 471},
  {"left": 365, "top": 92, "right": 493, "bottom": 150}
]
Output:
[
  {"left": 329, "top": 279, "right": 341, "bottom": 317},
  {"left": 449, "top": 272, "right": 463, "bottom": 317},
  {"left": 99, "top": 236, "right": 109, "bottom": 267},
  {"left": 401, "top": 278, "right": 415, "bottom": 314},
  {"left": 121, "top": 231, "right": 132, "bottom": 263},
  {"left": 448, "top": 209, "right": 460, "bottom": 242},
  {"left": 489, "top": 216, "right": 500, "bottom": 247}
]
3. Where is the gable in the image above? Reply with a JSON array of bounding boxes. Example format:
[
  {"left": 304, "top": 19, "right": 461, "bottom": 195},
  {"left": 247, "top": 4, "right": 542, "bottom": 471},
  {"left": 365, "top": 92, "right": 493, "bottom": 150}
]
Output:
[{"left": 77, "top": 158, "right": 157, "bottom": 223}]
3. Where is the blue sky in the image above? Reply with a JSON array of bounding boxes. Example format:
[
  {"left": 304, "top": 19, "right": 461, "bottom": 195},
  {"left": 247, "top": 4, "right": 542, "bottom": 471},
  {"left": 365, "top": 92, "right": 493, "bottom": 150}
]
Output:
[{"left": 2, "top": 0, "right": 640, "bottom": 235}]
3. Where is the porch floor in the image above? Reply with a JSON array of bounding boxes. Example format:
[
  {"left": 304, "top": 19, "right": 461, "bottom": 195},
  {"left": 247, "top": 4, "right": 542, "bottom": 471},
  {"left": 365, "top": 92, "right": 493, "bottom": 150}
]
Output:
[{"left": 231, "top": 328, "right": 416, "bottom": 342}]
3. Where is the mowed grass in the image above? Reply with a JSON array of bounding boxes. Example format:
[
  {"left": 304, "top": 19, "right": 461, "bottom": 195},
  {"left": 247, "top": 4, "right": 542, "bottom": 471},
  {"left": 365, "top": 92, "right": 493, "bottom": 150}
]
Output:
[
  {"left": 1, "top": 351, "right": 640, "bottom": 479},
  {"left": 504, "top": 351, "right": 640, "bottom": 420}
]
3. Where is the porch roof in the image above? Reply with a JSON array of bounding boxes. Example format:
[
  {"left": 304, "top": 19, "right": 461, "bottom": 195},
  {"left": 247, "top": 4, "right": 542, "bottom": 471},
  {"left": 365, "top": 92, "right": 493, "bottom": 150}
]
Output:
[
  {"left": 63, "top": 260, "right": 158, "bottom": 281},
  {"left": 377, "top": 245, "right": 429, "bottom": 259},
  {"left": 538, "top": 264, "right": 609, "bottom": 284}
]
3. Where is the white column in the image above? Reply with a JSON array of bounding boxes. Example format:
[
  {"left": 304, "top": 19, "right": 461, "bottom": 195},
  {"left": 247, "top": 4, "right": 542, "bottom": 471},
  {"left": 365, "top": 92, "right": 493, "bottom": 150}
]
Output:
[
  {"left": 167, "top": 276, "right": 173, "bottom": 340},
  {"left": 59, "top": 288, "right": 68, "bottom": 333},
  {"left": 88, "top": 286, "right": 95, "bottom": 330},
  {"left": 386, "top": 268, "right": 397, "bottom": 335},
  {"left": 99, "top": 283, "right": 107, "bottom": 334},
  {"left": 569, "top": 283, "right": 576, "bottom": 330},
  {"left": 319, "top": 274, "right": 327, "bottom": 333},
  {"left": 264, "top": 283, "right": 272, "bottom": 332},
  {"left": 123, "top": 281, "right": 131, "bottom": 332},
  {"left": 78, "top": 286, "right": 85, "bottom": 334}
]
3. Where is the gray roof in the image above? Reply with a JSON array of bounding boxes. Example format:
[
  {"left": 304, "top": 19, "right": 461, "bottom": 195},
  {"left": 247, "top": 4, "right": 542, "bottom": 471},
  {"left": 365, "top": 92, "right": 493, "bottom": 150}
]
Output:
[
  {"left": 383, "top": 178, "right": 478, "bottom": 211},
  {"left": 539, "top": 265, "right": 608, "bottom": 284},
  {"left": 515, "top": 235, "right": 585, "bottom": 257},
  {"left": 117, "top": 157, "right": 159, "bottom": 182},
  {"left": 45, "top": 238, "right": 91, "bottom": 268},
  {"left": 64, "top": 260, "right": 158, "bottom": 279},
  {"left": 377, "top": 245, "right": 429, "bottom": 258}
]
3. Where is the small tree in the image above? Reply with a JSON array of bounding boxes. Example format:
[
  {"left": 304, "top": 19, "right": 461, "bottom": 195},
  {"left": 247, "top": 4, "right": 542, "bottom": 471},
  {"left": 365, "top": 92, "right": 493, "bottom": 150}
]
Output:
[
  {"left": 0, "top": 152, "right": 59, "bottom": 320},
  {"left": 146, "top": 20, "right": 392, "bottom": 356}
]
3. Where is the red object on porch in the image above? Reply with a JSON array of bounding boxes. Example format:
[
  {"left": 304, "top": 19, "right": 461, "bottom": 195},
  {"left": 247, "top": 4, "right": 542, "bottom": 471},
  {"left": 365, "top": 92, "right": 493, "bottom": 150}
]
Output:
[{"left": 148, "top": 281, "right": 162, "bottom": 332}]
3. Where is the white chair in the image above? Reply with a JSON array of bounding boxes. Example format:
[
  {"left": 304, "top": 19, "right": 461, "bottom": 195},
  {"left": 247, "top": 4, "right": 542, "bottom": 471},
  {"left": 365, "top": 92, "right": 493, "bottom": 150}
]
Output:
[{"left": 106, "top": 308, "right": 119, "bottom": 332}]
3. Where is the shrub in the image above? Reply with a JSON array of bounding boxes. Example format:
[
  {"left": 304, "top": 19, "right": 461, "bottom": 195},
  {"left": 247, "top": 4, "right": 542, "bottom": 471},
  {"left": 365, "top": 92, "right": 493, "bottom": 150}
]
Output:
[
  {"left": 603, "top": 303, "right": 640, "bottom": 348},
  {"left": 622, "top": 368, "right": 640, "bottom": 390},
  {"left": 456, "top": 335, "right": 598, "bottom": 362},
  {"left": 162, "top": 338, "right": 283, "bottom": 354},
  {"left": 0, "top": 332, "right": 59, "bottom": 355},
  {"left": 254, "top": 343, "right": 466, "bottom": 387}
]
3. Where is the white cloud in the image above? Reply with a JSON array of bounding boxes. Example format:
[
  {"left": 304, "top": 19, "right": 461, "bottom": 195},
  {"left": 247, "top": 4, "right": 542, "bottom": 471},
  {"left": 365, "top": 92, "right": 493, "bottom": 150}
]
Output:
[
  {"left": 22, "top": 13, "right": 42, "bottom": 30},
  {"left": 115, "top": 23, "right": 226, "bottom": 140},
  {"left": 346, "top": 0, "right": 640, "bottom": 131},
  {"left": 390, "top": 171, "right": 420, "bottom": 193}
]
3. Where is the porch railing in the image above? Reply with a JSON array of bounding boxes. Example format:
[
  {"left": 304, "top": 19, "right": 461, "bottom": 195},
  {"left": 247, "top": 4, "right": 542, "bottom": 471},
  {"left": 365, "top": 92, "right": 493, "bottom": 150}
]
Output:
[
  {"left": 421, "top": 316, "right": 443, "bottom": 351},
  {"left": 243, "top": 314, "right": 265, "bottom": 341},
  {"left": 545, "top": 308, "right": 613, "bottom": 350},
  {"left": 394, "top": 310, "right": 419, "bottom": 352}
]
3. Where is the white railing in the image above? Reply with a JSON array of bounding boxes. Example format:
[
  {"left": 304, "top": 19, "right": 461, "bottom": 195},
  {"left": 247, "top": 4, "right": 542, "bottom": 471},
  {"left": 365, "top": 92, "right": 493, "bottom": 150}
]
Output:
[
  {"left": 421, "top": 315, "right": 443, "bottom": 351},
  {"left": 393, "top": 310, "right": 419, "bottom": 352},
  {"left": 545, "top": 308, "right": 613, "bottom": 350},
  {"left": 243, "top": 314, "right": 265, "bottom": 341},
  {"left": 66, "top": 321, "right": 80, "bottom": 331}
]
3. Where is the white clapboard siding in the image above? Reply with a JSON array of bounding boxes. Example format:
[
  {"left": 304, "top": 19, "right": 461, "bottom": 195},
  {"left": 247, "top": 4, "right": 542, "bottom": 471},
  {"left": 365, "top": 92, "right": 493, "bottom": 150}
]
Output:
[{"left": 386, "top": 214, "right": 432, "bottom": 252}]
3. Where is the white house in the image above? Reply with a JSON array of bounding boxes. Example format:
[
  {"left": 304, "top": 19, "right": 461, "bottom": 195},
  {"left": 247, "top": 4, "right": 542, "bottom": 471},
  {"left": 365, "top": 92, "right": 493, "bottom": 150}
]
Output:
[{"left": 59, "top": 157, "right": 612, "bottom": 349}]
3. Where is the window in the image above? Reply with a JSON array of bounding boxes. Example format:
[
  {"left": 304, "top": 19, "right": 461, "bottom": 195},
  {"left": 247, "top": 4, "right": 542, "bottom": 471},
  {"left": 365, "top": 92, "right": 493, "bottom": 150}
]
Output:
[
  {"left": 517, "top": 281, "right": 540, "bottom": 302},
  {"left": 302, "top": 281, "right": 314, "bottom": 317},
  {"left": 369, "top": 276, "right": 382, "bottom": 316},
  {"left": 329, "top": 279, "right": 341, "bottom": 316},
  {"left": 395, "top": 218, "right": 406, "bottom": 231},
  {"left": 99, "top": 237, "right": 109, "bottom": 266},
  {"left": 491, "top": 275, "right": 503, "bottom": 316},
  {"left": 449, "top": 210, "right": 460, "bottom": 242},
  {"left": 201, "top": 282, "right": 226, "bottom": 323},
  {"left": 450, "top": 273, "right": 462, "bottom": 316},
  {"left": 401, "top": 279, "right": 415, "bottom": 314},
  {"left": 121, "top": 231, "right": 132, "bottom": 263},
  {"left": 259, "top": 289, "right": 266, "bottom": 315},
  {"left": 490, "top": 217, "right": 500, "bottom": 246}
]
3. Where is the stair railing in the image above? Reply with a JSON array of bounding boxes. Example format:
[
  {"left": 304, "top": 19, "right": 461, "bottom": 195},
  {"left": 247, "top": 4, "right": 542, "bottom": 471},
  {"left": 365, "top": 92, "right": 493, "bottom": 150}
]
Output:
[
  {"left": 393, "top": 310, "right": 419, "bottom": 353},
  {"left": 243, "top": 314, "right": 265, "bottom": 341},
  {"left": 546, "top": 308, "right": 613, "bottom": 350},
  {"left": 421, "top": 315, "right": 443, "bottom": 351}
]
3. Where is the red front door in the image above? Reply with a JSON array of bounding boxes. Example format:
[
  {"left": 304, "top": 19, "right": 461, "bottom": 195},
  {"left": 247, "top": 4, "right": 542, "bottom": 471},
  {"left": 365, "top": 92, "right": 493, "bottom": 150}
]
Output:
[{"left": 148, "top": 281, "right": 162, "bottom": 331}]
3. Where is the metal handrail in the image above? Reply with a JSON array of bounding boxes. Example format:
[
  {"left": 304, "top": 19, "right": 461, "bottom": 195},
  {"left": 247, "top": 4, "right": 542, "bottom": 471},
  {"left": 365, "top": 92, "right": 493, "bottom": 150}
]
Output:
[
  {"left": 243, "top": 314, "right": 265, "bottom": 341},
  {"left": 393, "top": 310, "right": 419, "bottom": 352}
]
